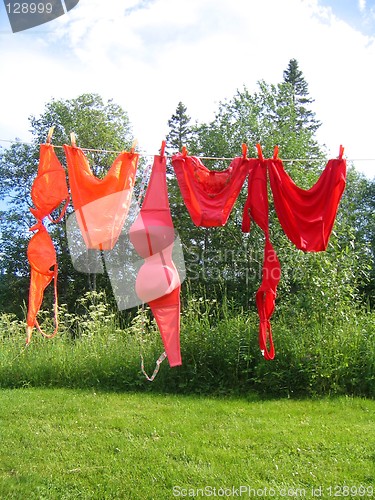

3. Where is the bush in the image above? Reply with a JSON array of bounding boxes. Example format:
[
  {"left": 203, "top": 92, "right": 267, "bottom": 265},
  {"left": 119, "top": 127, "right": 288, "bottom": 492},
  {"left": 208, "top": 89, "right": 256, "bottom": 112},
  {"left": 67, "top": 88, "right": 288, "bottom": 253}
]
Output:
[{"left": 0, "top": 291, "right": 374, "bottom": 397}]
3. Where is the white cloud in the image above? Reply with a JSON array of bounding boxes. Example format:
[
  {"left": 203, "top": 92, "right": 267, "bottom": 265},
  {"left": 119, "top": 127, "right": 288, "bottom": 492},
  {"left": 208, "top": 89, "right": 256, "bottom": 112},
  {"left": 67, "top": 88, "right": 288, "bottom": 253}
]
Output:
[
  {"left": 0, "top": 0, "right": 374, "bottom": 177},
  {"left": 358, "top": 0, "right": 366, "bottom": 13}
]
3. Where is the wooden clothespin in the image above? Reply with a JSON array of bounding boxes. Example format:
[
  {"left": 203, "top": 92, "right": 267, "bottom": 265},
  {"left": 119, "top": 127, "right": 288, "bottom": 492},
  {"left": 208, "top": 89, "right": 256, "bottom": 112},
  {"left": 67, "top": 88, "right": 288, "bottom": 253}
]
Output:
[
  {"left": 130, "top": 138, "right": 138, "bottom": 154},
  {"left": 46, "top": 126, "right": 55, "bottom": 144},
  {"left": 256, "top": 143, "right": 264, "bottom": 162},
  {"left": 70, "top": 132, "right": 77, "bottom": 148},
  {"left": 160, "top": 140, "right": 166, "bottom": 158}
]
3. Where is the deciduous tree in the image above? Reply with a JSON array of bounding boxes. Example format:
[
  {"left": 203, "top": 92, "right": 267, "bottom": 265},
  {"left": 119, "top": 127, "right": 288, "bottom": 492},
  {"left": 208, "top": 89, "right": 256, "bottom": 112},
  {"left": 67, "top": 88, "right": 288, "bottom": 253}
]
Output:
[{"left": 0, "top": 94, "right": 134, "bottom": 314}]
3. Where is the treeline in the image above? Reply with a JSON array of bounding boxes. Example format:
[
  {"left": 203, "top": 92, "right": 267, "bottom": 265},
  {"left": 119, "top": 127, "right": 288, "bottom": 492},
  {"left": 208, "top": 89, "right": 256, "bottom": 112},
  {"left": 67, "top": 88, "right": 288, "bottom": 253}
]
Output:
[{"left": 0, "top": 59, "right": 374, "bottom": 325}]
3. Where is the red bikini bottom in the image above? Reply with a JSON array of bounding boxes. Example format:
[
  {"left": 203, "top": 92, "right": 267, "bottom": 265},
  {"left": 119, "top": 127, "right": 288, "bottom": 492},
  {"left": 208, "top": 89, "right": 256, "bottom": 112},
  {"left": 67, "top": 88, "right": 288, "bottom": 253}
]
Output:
[
  {"left": 171, "top": 148, "right": 251, "bottom": 227},
  {"left": 242, "top": 148, "right": 346, "bottom": 359},
  {"left": 268, "top": 156, "right": 347, "bottom": 251}
]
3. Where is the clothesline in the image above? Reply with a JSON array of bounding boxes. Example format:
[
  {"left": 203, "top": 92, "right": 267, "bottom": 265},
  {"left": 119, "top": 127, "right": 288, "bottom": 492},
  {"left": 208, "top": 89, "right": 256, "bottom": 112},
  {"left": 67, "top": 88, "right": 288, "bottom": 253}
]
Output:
[{"left": 1, "top": 138, "right": 374, "bottom": 162}]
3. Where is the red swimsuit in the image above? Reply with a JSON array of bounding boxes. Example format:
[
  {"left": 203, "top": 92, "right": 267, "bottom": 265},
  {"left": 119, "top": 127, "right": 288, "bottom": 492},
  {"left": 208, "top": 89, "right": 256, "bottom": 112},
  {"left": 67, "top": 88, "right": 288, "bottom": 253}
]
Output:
[
  {"left": 172, "top": 145, "right": 346, "bottom": 360},
  {"left": 129, "top": 153, "right": 182, "bottom": 367},
  {"left": 242, "top": 147, "right": 347, "bottom": 358},
  {"left": 171, "top": 148, "right": 251, "bottom": 227},
  {"left": 242, "top": 155, "right": 280, "bottom": 360},
  {"left": 268, "top": 156, "right": 347, "bottom": 252}
]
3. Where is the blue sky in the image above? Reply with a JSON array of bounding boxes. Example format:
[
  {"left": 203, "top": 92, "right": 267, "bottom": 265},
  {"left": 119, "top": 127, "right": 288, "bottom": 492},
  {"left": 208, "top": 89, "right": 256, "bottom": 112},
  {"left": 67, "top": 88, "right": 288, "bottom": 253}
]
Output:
[
  {"left": 319, "top": 0, "right": 375, "bottom": 35},
  {"left": 0, "top": 0, "right": 374, "bottom": 178}
]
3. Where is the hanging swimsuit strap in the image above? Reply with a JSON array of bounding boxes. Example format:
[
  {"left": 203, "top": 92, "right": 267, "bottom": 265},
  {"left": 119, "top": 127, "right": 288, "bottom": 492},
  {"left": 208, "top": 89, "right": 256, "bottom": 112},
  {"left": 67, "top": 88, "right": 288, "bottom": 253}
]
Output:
[
  {"left": 47, "top": 194, "right": 70, "bottom": 223},
  {"left": 136, "top": 162, "right": 153, "bottom": 205},
  {"left": 256, "top": 238, "right": 280, "bottom": 360},
  {"left": 140, "top": 351, "right": 167, "bottom": 382}
]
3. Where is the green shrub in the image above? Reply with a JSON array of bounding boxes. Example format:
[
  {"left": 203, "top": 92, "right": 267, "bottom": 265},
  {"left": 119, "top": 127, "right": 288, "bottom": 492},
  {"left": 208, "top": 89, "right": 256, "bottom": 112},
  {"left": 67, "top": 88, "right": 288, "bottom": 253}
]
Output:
[{"left": 0, "top": 291, "right": 374, "bottom": 397}]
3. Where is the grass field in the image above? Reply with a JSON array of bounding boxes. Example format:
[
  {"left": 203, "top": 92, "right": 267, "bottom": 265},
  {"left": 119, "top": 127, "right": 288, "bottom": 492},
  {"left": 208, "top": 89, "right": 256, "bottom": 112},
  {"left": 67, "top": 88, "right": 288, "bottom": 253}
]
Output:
[
  {"left": 0, "top": 389, "right": 374, "bottom": 499},
  {"left": 1, "top": 297, "right": 374, "bottom": 397}
]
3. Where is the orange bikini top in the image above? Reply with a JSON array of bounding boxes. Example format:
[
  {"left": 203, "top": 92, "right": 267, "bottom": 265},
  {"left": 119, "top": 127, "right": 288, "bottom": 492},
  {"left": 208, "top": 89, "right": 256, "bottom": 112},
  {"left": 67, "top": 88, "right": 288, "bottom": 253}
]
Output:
[
  {"left": 30, "top": 143, "right": 70, "bottom": 222},
  {"left": 63, "top": 144, "right": 139, "bottom": 250}
]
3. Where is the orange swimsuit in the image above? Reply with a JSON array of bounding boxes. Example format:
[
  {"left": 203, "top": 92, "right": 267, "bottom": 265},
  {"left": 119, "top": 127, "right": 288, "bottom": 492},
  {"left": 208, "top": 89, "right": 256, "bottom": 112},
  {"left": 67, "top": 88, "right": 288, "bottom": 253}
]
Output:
[
  {"left": 63, "top": 144, "right": 138, "bottom": 250},
  {"left": 26, "top": 143, "right": 69, "bottom": 344}
]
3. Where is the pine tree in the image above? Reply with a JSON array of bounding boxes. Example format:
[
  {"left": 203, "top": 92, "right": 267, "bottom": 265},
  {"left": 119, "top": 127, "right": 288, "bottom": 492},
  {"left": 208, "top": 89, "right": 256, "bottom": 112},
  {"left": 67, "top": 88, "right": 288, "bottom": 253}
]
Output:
[
  {"left": 166, "top": 102, "right": 192, "bottom": 153},
  {"left": 282, "top": 58, "right": 321, "bottom": 134}
]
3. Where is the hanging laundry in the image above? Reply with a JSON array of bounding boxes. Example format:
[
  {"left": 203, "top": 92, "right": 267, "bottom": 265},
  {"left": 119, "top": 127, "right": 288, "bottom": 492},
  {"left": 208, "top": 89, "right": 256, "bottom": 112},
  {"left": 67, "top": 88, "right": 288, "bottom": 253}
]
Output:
[
  {"left": 26, "top": 141, "right": 69, "bottom": 344},
  {"left": 171, "top": 146, "right": 251, "bottom": 227},
  {"left": 242, "top": 147, "right": 280, "bottom": 360},
  {"left": 63, "top": 144, "right": 138, "bottom": 250},
  {"left": 267, "top": 153, "right": 347, "bottom": 252},
  {"left": 30, "top": 143, "right": 70, "bottom": 222},
  {"left": 129, "top": 147, "right": 182, "bottom": 368},
  {"left": 242, "top": 145, "right": 347, "bottom": 359},
  {"left": 26, "top": 221, "right": 58, "bottom": 344}
]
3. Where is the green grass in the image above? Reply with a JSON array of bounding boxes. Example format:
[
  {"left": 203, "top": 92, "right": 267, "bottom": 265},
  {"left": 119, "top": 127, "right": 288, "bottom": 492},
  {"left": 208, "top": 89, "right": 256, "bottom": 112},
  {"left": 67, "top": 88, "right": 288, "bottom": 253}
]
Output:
[
  {"left": 0, "top": 389, "right": 374, "bottom": 499},
  {"left": 1, "top": 304, "right": 374, "bottom": 397},
  {"left": 1, "top": 291, "right": 374, "bottom": 397}
]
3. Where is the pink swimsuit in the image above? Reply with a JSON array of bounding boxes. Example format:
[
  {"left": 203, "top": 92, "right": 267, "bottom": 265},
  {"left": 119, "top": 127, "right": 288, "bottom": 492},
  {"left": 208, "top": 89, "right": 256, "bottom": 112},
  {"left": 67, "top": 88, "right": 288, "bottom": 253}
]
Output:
[{"left": 129, "top": 153, "right": 182, "bottom": 367}]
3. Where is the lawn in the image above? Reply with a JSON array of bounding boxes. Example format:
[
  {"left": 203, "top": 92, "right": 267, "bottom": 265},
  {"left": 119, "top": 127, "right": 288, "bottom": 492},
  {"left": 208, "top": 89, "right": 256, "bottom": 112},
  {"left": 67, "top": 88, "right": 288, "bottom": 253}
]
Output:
[{"left": 0, "top": 389, "right": 374, "bottom": 499}]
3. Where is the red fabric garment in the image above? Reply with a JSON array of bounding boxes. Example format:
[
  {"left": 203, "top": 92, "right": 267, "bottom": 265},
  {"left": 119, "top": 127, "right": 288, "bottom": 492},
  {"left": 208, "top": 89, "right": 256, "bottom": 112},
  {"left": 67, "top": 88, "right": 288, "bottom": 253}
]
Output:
[
  {"left": 26, "top": 144, "right": 69, "bottom": 344},
  {"left": 267, "top": 157, "right": 347, "bottom": 251},
  {"left": 242, "top": 148, "right": 346, "bottom": 359},
  {"left": 256, "top": 240, "right": 280, "bottom": 360},
  {"left": 26, "top": 221, "right": 58, "bottom": 344},
  {"left": 129, "top": 154, "right": 182, "bottom": 367},
  {"left": 171, "top": 151, "right": 251, "bottom": 227},
  {"left": 30, "top": 144, "right": 70, "bottom": 222},
  {"left": 63, "top": 145, "right": 138, "bottom": 250},
  {"left": 242, "top": 157, "right": 280, "bottom": 360}
]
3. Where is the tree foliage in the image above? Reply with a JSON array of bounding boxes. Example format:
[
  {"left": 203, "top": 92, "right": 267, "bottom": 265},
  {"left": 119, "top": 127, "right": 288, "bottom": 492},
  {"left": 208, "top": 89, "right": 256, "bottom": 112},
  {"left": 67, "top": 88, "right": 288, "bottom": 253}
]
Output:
[
  {"left": 0, "top": 94, "right": 134, "bottom": 314},
  {"left": 0, "top": 61, "right": 373, "bottom": 326},
  {"left": 282, "top": 58, "right": 321, "bottom": 134},
  {"left": 166, "top": 60, "right": 373, "bottom": 317},
  {"left": 166, "top": 101, "right": 192, "bottom": 154}
]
